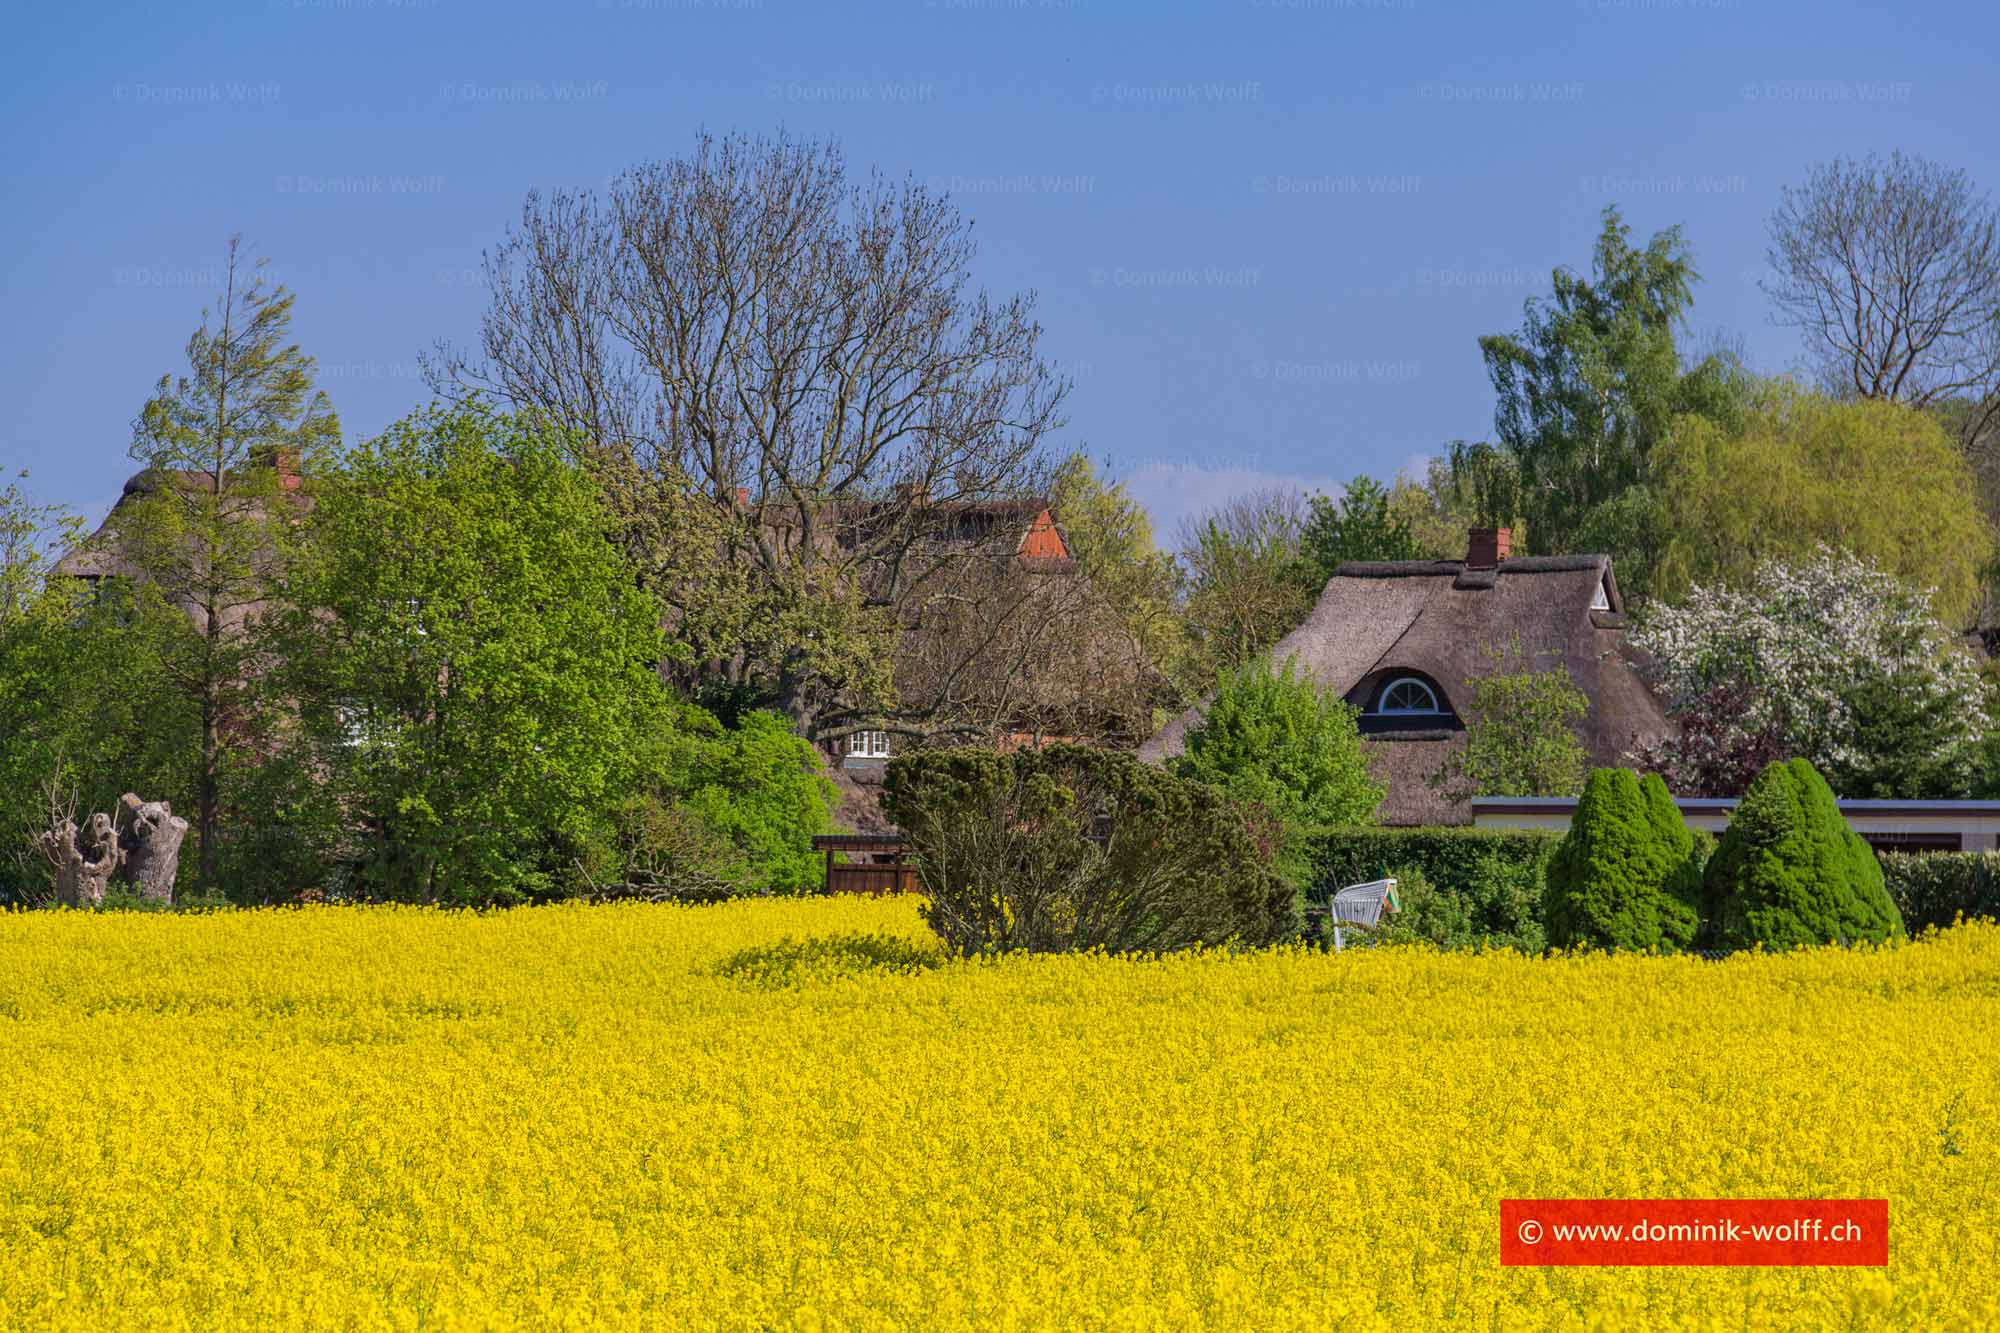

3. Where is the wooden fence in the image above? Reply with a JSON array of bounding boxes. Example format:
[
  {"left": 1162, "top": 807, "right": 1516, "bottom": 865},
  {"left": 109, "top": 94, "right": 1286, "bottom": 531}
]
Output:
[{"left": 811, "top": 833, "right": 919, "bottom": 896}]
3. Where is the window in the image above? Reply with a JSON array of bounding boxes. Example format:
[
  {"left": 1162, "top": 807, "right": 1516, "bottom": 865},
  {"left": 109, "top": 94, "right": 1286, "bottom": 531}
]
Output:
[
  {"left": 846, "top": 730, "right": 891, "bottom": 759},
  {"left": 1591, "top": 578, "right": 1612, "bottom": 611},
  {"left": 1376, "top": 677, "right": 1441, "bottom": 715}
]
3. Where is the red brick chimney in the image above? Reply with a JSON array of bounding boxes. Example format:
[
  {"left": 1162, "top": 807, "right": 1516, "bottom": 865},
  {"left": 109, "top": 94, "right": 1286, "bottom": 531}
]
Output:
[
  {"left": 1465, "top": 526, "right": 1510, "bottom": 568},
  {"left": 252, "top": 445, "right": 302, "bottom": 491},
  {"left": 733, "top": 486, "right": 749, "bottom": 509}
]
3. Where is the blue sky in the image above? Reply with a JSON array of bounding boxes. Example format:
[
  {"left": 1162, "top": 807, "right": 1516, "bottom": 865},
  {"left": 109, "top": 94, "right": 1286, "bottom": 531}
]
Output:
[{"left": 4, "top": 0, "right": 1993, "bottom": 538}]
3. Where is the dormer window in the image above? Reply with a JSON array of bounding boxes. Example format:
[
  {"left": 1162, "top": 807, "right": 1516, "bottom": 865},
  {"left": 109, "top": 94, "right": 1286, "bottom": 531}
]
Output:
[
  {"left": 1592, "top": 578, "right": 1611, "bottom": 611},
  {"left": 1376, "top": 677, "right": 1441, "bottom": 715}
]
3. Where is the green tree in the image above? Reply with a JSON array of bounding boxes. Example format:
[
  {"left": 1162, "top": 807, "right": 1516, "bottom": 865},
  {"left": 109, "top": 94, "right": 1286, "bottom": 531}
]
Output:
[
  {"left": 114, "top": 237, "right": 339, "bottom": 888},
  {"left": 1464, "top": 207, "right": 1746, "bottom": 567},
  {"left": 1169, "top": 657, "right": 1382, "bottom": 884},
  {"left": 1298, "top": 475, "right": 1424, "bottom": 585},
  {"left": 661, "top": 707, "right": 838, "bottom": 894},
  {"left": 1431, "top": 647, "right": 1589, "bottom": 803},
  {"left": 1647, "top": 383, "right": 1992, "bottom": 624},
  {"left": 0, "top": 582, "right": 200, "bottom": 905},
  {"left": 276, "top": 403, "right": 668, "bottom": 904},
  {"left": 1703, "top": 759, "right": 1904, "bottom": 949},
  {"left": 1545, "top": 768, "right": 1703, "bottom": 951}
]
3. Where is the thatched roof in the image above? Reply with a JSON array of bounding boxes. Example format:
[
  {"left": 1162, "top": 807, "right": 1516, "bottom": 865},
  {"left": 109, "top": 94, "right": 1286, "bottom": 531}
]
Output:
[{"left": 1139, "top": 551, "right": 1670, "bottom": 825}]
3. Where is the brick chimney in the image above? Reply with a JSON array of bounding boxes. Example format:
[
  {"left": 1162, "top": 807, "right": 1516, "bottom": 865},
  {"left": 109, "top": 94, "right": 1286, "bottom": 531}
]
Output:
[
  {"left": 251, "top": 445, "right": 302, "bottom": 491},
  {"left": 733, "top": 486, "right": 749, "bottom": 509},
  {"left": 895, "top": 480, "right": 931, "bottom": 506},
  {"left": 1465, "top": 526, "right": 1510, "bottom": 568}
]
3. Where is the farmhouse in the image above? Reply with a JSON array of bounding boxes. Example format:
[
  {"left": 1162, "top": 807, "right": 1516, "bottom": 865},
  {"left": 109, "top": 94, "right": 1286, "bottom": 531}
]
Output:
[{"left": 1139, "top": 527, "right": 1671, "bottom": 824}]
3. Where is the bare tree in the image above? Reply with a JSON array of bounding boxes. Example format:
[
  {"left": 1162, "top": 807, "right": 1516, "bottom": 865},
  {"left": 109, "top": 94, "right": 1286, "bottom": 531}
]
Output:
[
  {"left": 1174, "top": 489, "right": 1314, "bottom": 690},
  {"left": 427, "top": 132, "right": 1068, "bottom": 744},
  {"left": 1763, "top": 152, "right": 2000, "bottom": 443}
]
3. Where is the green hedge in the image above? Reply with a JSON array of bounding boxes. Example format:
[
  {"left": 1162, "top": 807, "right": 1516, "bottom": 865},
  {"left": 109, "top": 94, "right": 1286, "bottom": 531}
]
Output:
[
  {"left": 1877, "top": 851, "right": 2000, "bottom": 933},
  {"left": 1303, "top": 825, "right": 1562, "bottom": 895}
]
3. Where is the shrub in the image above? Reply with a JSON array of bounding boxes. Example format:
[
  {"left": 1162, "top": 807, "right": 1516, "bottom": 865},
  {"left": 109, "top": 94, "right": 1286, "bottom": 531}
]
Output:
[
  {"left": 660, "top": 707, "right": 837, "bottom": 894},
  {"left": 1545, "top": 768, "right": 1703, "bottom": 951},
  {"left": 1169, "top": 657, "right": 1382, "bottom": 883},
  {"left": 883, "top": 744, "right": 1291, "bottom": 954},
  {"left": 1304, "top": 826, "right": 1560, "bottom": 900},
  {"left": 1877, "top": 851, "right": 2000, "bottom": 933},
  {"left": 1703, "top": 758, "right": 1904, "bottom": 949},
  {"left": 1376, "top": 853, "right": 1548, "bottom": 953}
]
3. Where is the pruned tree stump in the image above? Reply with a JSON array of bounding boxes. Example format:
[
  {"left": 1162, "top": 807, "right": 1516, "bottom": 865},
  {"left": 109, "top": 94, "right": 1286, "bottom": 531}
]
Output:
[
  {"left": 38, "top": 811, "right": 122, "bottom": 909},
  {"left": 118, "top": 794, "right": 189, "bottom": 904}
]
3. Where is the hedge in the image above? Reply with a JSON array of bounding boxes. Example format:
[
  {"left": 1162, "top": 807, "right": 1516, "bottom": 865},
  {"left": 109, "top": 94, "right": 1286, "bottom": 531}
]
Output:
[
  {"left": 1303, "top": 825, "right": 1562, "bottom": 896},
  {"left": 1877, "top": 851, "right": 2000, "bottom": 933}
]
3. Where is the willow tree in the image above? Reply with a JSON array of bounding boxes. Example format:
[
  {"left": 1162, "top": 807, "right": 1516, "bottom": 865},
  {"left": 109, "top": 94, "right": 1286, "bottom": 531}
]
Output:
[
  {"left": 113, "top": 237, "right": 339, "bottom": 888},
  {"left": 428, "top": 132, "right": 1068, "bottom": 746}
]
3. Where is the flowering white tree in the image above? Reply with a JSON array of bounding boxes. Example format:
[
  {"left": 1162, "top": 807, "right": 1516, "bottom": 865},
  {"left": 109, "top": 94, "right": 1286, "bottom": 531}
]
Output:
[{"left": 1631, "top": 548, "right": 1991, "bottom": 793}]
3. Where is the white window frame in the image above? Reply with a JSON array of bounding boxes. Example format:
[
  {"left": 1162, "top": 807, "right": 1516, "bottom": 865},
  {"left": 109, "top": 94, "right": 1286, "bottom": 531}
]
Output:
[
  {"left": 846, "top": 730, "right": 891, "bottom": 759},
  {"left": 1376, "top": 676, "right": 1441, "bottom": 716},
  {"left": 1592, "top": 578, "right": 1612, "bottom": 611}
]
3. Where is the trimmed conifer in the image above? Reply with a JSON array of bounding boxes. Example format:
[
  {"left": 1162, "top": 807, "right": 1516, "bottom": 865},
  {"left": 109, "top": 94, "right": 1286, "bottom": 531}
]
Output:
[
  {"left": 1703, "top": 758, "right": 1904, "bottom": 949},
  {"left": 1545, "top": 768, "right": 1702, "bottom": 951}
]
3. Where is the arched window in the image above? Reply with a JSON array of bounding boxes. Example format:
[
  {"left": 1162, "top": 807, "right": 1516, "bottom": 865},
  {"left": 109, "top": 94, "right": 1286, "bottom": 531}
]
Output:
[{"left": 1376, "top": 676, "right": 1441, "bottom": 715}]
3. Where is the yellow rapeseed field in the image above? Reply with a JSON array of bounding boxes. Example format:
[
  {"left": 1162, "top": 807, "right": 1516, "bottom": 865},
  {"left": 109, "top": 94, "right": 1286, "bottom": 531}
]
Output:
[{"left": 1, "top": 897, "right": 1995, "bottom": 1329}]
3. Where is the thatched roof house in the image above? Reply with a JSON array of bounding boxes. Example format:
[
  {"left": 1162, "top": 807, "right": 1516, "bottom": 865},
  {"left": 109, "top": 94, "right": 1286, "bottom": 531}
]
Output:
[{"left": 1138, "top": 528, "right": 1671, "bottom": 825}]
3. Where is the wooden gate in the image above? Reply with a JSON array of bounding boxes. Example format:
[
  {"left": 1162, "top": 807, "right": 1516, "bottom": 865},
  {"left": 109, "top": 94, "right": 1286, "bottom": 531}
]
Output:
[{"left": 812, "top": 833, "right": 920, "bottom": 895}]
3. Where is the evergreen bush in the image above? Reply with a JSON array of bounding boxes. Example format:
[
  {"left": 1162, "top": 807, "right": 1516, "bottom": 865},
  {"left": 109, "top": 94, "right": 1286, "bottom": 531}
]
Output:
[
  {"left": 1545, "top": 768, "right": 1703, "bottom": 951},
  {"left": 1703, "top": 758, "right": 1904, "bottom": 949}
]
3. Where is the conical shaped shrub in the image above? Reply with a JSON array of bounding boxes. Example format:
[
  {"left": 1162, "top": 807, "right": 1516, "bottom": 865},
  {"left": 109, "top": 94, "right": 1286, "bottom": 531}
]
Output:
[
  {"left": 1703, "top": 758, "right": 1904, "bottom": 949},
  {"left": 1546, "top": 768, "right": 1701, "bottom": 951}
]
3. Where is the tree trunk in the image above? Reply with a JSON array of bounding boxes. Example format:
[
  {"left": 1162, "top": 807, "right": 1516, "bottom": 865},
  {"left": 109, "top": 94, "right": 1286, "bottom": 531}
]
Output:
[
  {"left": 118, "top": 794, "right": 190, "bottom": 904},
  {"left": 38, "top": 812, "right": 122, "bottom": 908}
]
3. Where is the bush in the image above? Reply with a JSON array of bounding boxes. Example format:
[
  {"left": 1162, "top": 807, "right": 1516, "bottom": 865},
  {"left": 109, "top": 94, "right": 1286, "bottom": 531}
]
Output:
[
  {"left": 883, "top": 744, "right": 1292, "bottom": 954},
  {"left": 1376, "top": 854, "right": 1549, "bottom": 953},
  {"left": 1877, "top": 851, "right": 2000, "bottom": 933},
  {"left": 660, "top": 707, "right": 837, "bottom": 894},
  {"left": 1546, "top": 768, "right": 1703, "bottom": 951},
  {"left": 1169, "top": 657, "right": 1382, "bottom": 884},
  {"left": 1703, "top": 758, "right": 1903, "bottom": 949},
  {"left": 1303, "top": 826, "right": 1560, "bottom": 898}
]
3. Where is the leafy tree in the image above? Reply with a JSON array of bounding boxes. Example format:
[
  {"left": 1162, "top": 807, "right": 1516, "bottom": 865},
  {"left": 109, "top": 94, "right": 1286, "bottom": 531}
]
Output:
[
  {"left": 0, "top": 583, "right": 199, "bottom": 904},
  {"left": 883, "top": 744, "right": 1292, "bottom": 954},
  {"left": 1703, "top": 759, "right": 1903, "bottom": 949},
  {"left": 1169, "top": 657, "right": 1382, "bottom": 882},
  {"left": 1646, "top": 382, "right": 1991, "bottom": 623},
  {"left": 1298, "top": 475, "right": 1424, "bottom": 584},
  {"left": 1632, "top": 549, "right": 1988, "bottom": 795},
  {"left": 660, "top": 707, "right": 838, "bottom": 894},
  {"left": 1, "top": 474, "right": 80, "bottom": 623},
  {"left": 1463, "top": 206, "right": 1745, "bottom": 568},
  {"left": 1545, "top": 768, "right": 1703, "bottom": 952},
  {"left": 1389, "top": 454, "right": 1526, "bottom": 559},
  {"left": 113, "top": 237, "right": 339, "bottom": 889},
  {"left": 275, "top": 403, "right": 669, "bottom": 904},
  {"left": 1431, "top": 646, "right": 1589, "bottom": 802}
]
